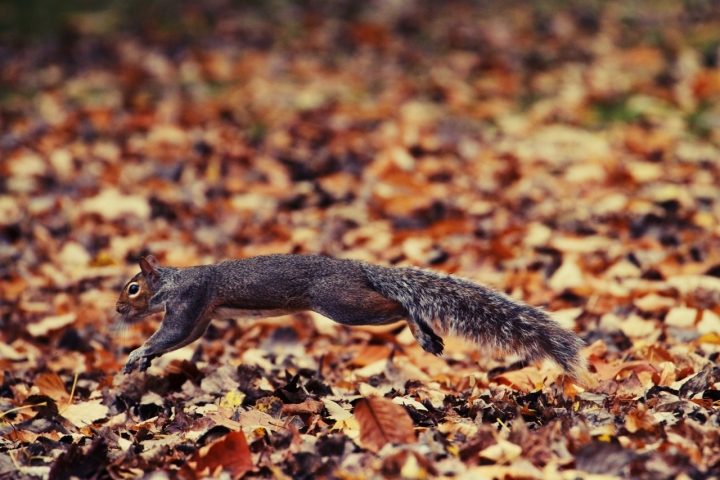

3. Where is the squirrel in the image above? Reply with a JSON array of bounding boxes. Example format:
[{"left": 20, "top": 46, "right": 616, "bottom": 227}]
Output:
[{"left": 115, "top": 254, "right": 594, "bottom": 386}]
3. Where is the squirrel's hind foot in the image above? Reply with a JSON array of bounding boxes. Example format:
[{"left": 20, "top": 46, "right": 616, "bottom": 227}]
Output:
[{"left": 408, "top": 321, "right": 445, "bottom": 355}]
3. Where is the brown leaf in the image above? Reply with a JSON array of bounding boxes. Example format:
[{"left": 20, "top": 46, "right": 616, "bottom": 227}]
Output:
[
  {"left": 180, "top": 431, "right": 253, "bottom": 480},
  {"left": 575, "top": 441, "right": 636, "bottom": 476},
  {"left": 492, "top": 366, "right": 543, "bottom": 392},
  {"left": 679, "top": 365, "right": 712, "bottom": 399},
  {"left": 354, "top": 396, "right": 417, "bottom": 453},
  {"left": 282, "top": 399, "right": 324, "bottom": 415},
  {"left": 589, "top": 358, "right": 658, "bottom": 381},
  {"left": 381, "top": 450, "right": 437, "bottom": 478},
  {"left": 350, "top": 345, "right": 393, "bottom": 367},
  {"left": 616, "top": 371, "right": 644, "bottom": 399},
  {"left": 34, "top": 372, "right": 69, "bottom": 401},
  {"left": 237, "top": 409, "right": 286, "bottom": 432},
  {"left": 205, "top": 412, "right": 240, "bottom": 431},
  {"left": 0, "top": 278, "right": 27, "bottom": 302},
  {"left": 61, "top": 400, "right": 110, "bottom": 428},
  {"left": 625, "top": 403, "right": 658, "bottom": 434}
]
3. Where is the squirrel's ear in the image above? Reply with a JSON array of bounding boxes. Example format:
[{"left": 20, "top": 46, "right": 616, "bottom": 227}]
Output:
[
  {"left": 139, "top": 256, "right": 159, "bottom": 282},
  {"left": 145, "top": 255, "right": 161, "bottom": 268}
]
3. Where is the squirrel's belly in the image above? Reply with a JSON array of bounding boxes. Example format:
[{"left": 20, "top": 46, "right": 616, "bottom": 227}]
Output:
[{"left": 211, "top": 307, "right": 296, "bottom": 321}]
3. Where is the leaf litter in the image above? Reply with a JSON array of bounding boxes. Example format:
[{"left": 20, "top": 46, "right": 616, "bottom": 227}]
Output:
[{"left": 1, "top": 1, "right": 720, "bottom": 479}]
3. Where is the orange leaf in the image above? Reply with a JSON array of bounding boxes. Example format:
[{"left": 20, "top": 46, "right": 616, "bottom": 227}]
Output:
[
  {"left": 493, "top": 367, "right": 543, "bottom": 392},
  {"left": 350, "top": 345, "right": 393, "bottom": 367},
  {"left": 354, "top": 396, "right": 417, "bottom": 453},
  {"left": 282, "top": 399, "right": 324, "bottom": 415},
  {"left": 180, "top": 431, "right": 253, "bottom": 480},
  {"left": 34, "top": 372, "right": 69, "bottom": 401},
  {"left": 589, "top": 359, "right": 658, "bottom": 381}
]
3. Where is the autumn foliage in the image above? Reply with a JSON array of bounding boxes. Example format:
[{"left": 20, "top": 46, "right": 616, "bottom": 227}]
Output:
[{"left": 1, "top": 1, "right": 720, "bottom": 479}]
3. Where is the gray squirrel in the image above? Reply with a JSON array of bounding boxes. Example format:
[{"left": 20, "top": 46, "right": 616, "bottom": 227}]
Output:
[{"left": 116, "top": 254, "right": 594, "bottom": 386}]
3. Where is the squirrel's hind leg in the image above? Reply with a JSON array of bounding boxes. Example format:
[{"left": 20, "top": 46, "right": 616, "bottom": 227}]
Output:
[
  {"left": 310, "top": 288, "right": 406, "bottom": 326},
  {"left": 407, "top": 319, "right": 444, "bottom": 355},
  {"left": 311, "top": 288, "right": 446, "bottom": 355}
]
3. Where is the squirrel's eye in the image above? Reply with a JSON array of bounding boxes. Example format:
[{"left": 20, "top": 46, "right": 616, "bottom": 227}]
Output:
[{"left": 128, "top": 284, "right": 140, "bottom": 296}]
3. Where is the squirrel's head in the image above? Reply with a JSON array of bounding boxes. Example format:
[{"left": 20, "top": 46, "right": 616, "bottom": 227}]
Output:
[{"left": 116, "top": 255, "right": 163, "bottom": 320}]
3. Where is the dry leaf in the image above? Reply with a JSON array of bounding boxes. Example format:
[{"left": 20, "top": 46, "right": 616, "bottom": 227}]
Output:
[
  {"left": 665, "top": 307, "right": 698, "bottom": 328},
  {"left": 354, "top": 396, "right": 417, "bottom": 452},
  {"left": 33, "top": 372, "right": 69, "bottom": 401},
  {"left": 61, "top": 400, "right": 110, "bottom": 428},
  {"left": 479, "top": 440, "right": 523, "bottom": 463},
  {"left": 493, "top": 367, "right": 543, "bottom": 392},
  {"left": 237, "top": 410, "right": 285, "bottom": 432},
  {"left": 26, "top": 313, "right": 76, "bottom": 337},
  {"left": 625, "top": 403, "right": 658, "bottom": 433},
  {"left": 589, "top": 358, "right": 658, "bottom": 381},
  {"left": 616, "top": 371, "right": 645, "bottom": 399},
  {"left": 282, "top": 399, "right": 324, "bottom": 415},
  {"left": 179, "top": 431, "right": 253, "bottom": 480},
  {"left": 4, "top": 3, "right": 720, "bottom": 477},
  {"left": 350, "top": 345, "right": 393, "bottom": 367}
]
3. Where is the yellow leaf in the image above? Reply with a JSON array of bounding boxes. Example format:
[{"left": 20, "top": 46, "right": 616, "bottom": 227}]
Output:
[
  {"left": 697, "top": 332, "right": 720, "bottom": 345},
  {"left": 220, "top": 391, "right": 245, "bottom": 409}
]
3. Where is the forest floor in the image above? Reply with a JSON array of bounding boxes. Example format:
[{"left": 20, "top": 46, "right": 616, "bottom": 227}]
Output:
[{"left": 1, "top": 1, "right": 720, "bottom": 479}]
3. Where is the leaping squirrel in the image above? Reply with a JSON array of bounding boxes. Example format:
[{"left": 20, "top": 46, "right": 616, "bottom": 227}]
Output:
[{"left": 115, "top": 254, "right": 594, "bottom": 386}]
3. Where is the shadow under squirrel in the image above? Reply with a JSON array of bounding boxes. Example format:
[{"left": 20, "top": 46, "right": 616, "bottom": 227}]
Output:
[{"left": 116, "top": 254, "right": 594, "bottom": 386}]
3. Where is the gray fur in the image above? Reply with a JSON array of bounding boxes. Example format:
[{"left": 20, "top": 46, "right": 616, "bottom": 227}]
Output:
[
  {"left": 360, "top": 263, "right": 589, "bottom": 380},
  {"left": 120, "top": 254, "right": 589, "bottom": 383}
]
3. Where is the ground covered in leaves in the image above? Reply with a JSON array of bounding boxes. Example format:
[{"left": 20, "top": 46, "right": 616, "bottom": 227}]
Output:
[{"left": 2, "top": 1, "right": 720, "bottom": 479}]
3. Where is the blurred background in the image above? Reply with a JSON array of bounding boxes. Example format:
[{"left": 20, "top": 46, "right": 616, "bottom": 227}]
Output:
[
  {"left": 3, "top": 0, "right": 720, "bottom": 359},
  {"left": 3, "top": 1, "right": 720, "bottom": 477}
]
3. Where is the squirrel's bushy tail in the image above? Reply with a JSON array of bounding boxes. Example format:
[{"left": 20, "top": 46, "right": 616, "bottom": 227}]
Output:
[{"left": 361, "top": 264, "right": 594, "bottom": 387}]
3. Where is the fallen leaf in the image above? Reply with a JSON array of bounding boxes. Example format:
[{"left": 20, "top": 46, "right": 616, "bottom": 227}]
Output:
[
  {"left": 33, "top": 372, "right": 68, "bottom": 401},
  {"left": 625, "top": 403, "right": 658, "bottom": 433},
  {"left": 80, "top": 189, "right": 150, "bottom": 221},
  {"left": 354, "top": 396, "right": 417, "bottom": 453},
  {"left": 678, "top": 365, "right": 712, "bottom": 399},
  {"left": 616, "top": 371, "right": 645, "bottom": 399},
  {"left": 61, "top": 400, "right": 110, "bottom": 428},
  {"left": 589, "top": 359, "right": 658, "bottom": 381},
  {"left": 237, "top": 410, "right": 285, "bottom": 432},
  {"left": 350, "top": 345, "right": 393, "bottom": 367},
  {"left": 26, "top": 313, "right": 76, "bottom": 337},
  {"left": 282, "top": 399, "right": 324, "bottom": 415},
  {"left": 664, "top": 307, "right": 698, "bottom": 328},
  {"left": 697, "top": 310, "right": 720, "bottom": 335},
  {"left": 575, "top": 441, "right": 636, "bottom": 476},
  {"left": 548, "top": 255, "right": 585, "bottom": 291},
  {"left": 479, "top": 440, "right": 523, "bottom": 463},
  {"left": 392, "top": 396, "right": 428, "bottom": 411},
  {"left": 179, "top": 431, "right": 253, "bottom": 480},
  {"left": 492, "top": 367, "right": 543, "bottom": 392}
]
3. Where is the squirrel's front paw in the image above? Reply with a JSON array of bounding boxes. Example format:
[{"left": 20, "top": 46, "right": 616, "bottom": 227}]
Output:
[
  {"left": 123, "top": 359, "right": 138, "bottom": 374},
  {"left": 123, "top": 348, "right": 145, "bottom": 374},
  {"left": 138, "top": 355, "right": 153, "bottom": 372}
]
